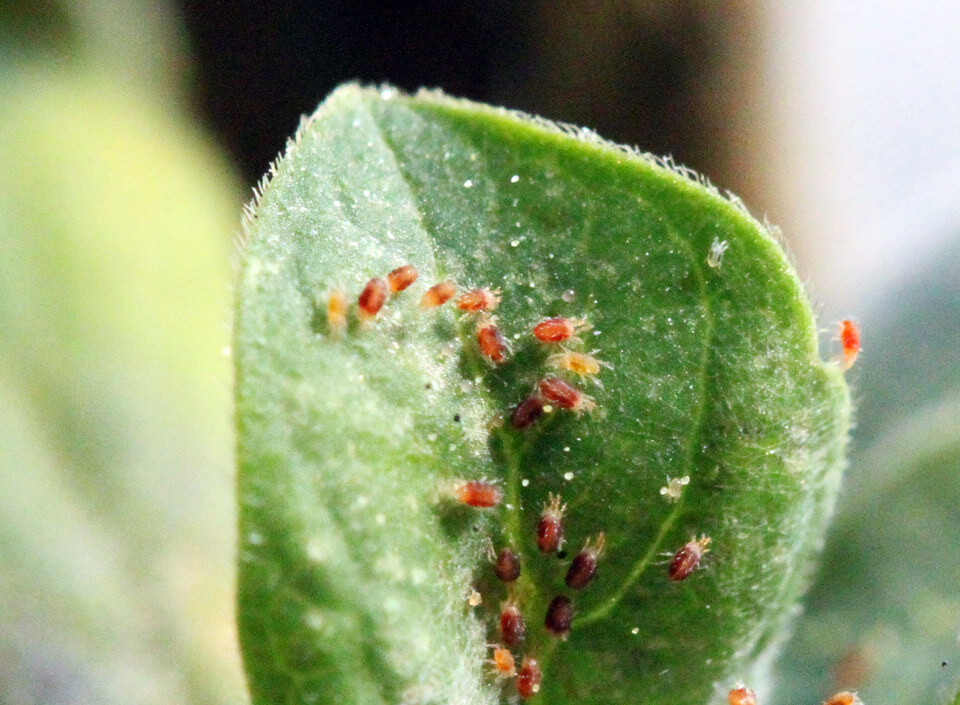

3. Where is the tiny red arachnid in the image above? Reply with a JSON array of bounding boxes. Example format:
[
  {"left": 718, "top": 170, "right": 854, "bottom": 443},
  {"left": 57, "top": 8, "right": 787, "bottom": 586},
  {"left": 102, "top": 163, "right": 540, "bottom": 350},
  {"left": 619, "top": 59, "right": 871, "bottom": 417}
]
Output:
[
  {"left": 565, "top": 532, "right": 606, "bottom": 590},
  {"left": 839, "top": 319, "right": 860, "bottom": 370},
  {"left": 386, "top": 264, "right": 418, "bottom": 293},
  {"left": 494, "top": 547, "right": 521, "bottom": 583},
  {"left": 537, "top": 376, "right": 595, "bottom": 414},
  {"left": 457, "top": 287, "right": 500, "bottom": 312},
  {"left": 455, "top": 480, "right": 502, "bottom": 508},
  {"left": 532, "top": 316, "right": 590, "bottom": 344},
  {"left": 357, "top": 277, "right": 389, "bottom": 319},
  {"left": 668, "top": 534, "right": 711, "bottom": 581},
  {"left": 420, "top": 280, "right": 457, "bottom": 307},
  {"left": 823, "top": 692, "right": 860, "bottom": 705},
  {"left": 544, "top": 595, "right": 573, "bottom": 638},
  {"left": 499, "top": 599, "right": 526, "bottom": 647},
  {"left": 476, "top": 317, "right": 510, "bottom": 363},
  {"left": 516, "top": 656, "right": 541, "bottom": 698},
  {"left": 327, "top": 289, "right": 347, "bottom": 336},
  {"left": 489, "top": 645, "right": 516, "bottom": 678},
  {"left": 536, "top": 493, "right": 566, "bottom": 554},
  {"left": 727, "top": 684, "right": 758, "bottom": 705},
  {"left": 510, "top": 395, "right": 545, "bottom": 430}
]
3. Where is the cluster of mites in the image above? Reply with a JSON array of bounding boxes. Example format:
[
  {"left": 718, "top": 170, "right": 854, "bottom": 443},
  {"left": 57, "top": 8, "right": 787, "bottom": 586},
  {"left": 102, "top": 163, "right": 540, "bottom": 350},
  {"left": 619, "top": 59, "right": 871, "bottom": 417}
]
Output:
[
  {"left": 455, "top": 485, "right": 714, "bottom": 699},
  {"left": 728, "top": 685, "right": 861, "bottom": 705},
  {"left": 329, "top": 263, "right": 605, "bottom": 423},
  {"left": 331, "top": 265, "right": 861, "bottom": 700}
]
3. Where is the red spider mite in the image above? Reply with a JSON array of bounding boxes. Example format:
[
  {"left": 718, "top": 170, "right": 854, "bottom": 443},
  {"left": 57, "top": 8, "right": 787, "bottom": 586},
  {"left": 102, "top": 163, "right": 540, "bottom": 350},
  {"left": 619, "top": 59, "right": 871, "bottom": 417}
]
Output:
[
  {"left": 511, "top": 395, "right": 545, "bottom": 430},
  {"left": 499, "top": 600, "right": 526, "bottom": 647},
  {"left": 669, "top": 534, "right": 711, "bottom": 581},
  {"left": 386, "top": 264, "right": 418, "bottom": 293},
  {"left": 327, "top": 289, "right": 347, "bottom": 336},
  {"left": 420, "top": 280, "right": 457, "bottom": 307},
  {"left": 494, "top": 548, "right": 521, "bottom": 583},
  {"left": 516, "top": 657, "right": 542, "bottom": 698},
  {"left": 537, "top": 376, "right": 595, "bottom": 414},
  {"left": 566, "top": 532, "right": 606, "bottom": 590},
  {"left": 544, "top": 595, "right": 573, "bottom": 638},
  {"left": 537, "top": 493, "right": 566, "bottom": 554},
  {"left": 823, "top": 692, "right": 859, "bottom": 705},
  {"left": 532, "top": 317, "right": 590, "bottom": 343},
  {"left": 457, "top": 287, "right": 500, "bottom": 312},
  {"left": 839, "top": 319, "right": 860, "bottom": 370},
  {"left": 728, "top": 685, "right": 758, "bottom": 705},
  {"left": 357, "top": 277, "right": 389, "bottom": 318},
  {"left": 490, "top": 645, "right": 516, "bottom": 678},
  {"left": 455, "top": 480, "right": 502, "bottom": 508},
  {"left": 476, "top": 317, "right": 509, "bottom": 363}
]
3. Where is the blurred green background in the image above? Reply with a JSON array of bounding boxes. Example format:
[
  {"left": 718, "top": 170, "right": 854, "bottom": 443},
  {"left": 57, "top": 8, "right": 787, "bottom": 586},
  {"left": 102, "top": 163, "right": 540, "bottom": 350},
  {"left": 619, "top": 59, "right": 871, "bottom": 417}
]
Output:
[{"left": 1, "top": 2, "right": 958, "bottom": 704}]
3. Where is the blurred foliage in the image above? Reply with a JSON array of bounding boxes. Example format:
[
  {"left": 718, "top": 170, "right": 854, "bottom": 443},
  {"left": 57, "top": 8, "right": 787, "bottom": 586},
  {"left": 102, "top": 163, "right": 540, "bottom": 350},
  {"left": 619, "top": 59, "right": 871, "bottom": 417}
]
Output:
[
  {"left": 0, "top": 2, "right": 246, "bottom": 703},
  {"left": 774, "top": 243, "right": 960, "bottom": 705}
]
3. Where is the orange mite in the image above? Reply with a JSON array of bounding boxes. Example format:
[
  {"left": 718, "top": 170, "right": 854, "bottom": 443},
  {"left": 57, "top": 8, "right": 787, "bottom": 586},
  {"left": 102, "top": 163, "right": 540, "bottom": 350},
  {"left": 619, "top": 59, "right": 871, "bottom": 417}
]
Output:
[
  {"left": 537, "top": 493, "right": 566, "bottom": 554},
  {"left": 455, "top": 480, "right": 502, "bottom": 508},
  {"left": 386, "top": 264, "right": 418, "bottom": 293},
  {"left": 516, "top": 657, "right": 542, "bottom": 698},
  {"left": 839, "top": 319, "right": 860, "bottom": 369},
  {"left": 499, "top": 600, "right": 526, "bottom": 647},
  {"left": 477, "top": 318, "right": 509, "bottom": 363},
  {"left": 357, "top": 277, "right": 389, "bottom": 319},
  {"left": 669, "top": 534, "right": 711, "bottom": 581},
  {"left": 728, "top": 685, "right": 758, "bottom": 705},
  {"left": 490, "top": 646, "right": 516, "bottom": 678},
  {"left": 457, "top": 287, "right": 500, "bottom": 312},
  {"left": 537, "top": 377, "right": 595, "bottom": 413},
  {"left": 532, "top": 317, "right": 590, "bottom": 343},
  {"left": 566, "top": 532, "right": 606, "bottom": 590},
  {"left": 420, "top": 280, "right": 457, "bottom": 307},
  {"left": 547, "top": 350, "right": 609, "bottom": 379},
  {"left": 823, "top": 692, "right": 859, "bottom": 705},
  {"left": 327, "top": 289, "right": 347, "bottom": 336}
]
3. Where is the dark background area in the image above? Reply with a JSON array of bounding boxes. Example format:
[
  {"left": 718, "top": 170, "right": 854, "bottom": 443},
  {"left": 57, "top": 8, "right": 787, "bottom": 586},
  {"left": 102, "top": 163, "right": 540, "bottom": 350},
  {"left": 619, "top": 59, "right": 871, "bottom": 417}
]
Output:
[{"left": 177, "top": 1, "right": 761, "bottom": 194}]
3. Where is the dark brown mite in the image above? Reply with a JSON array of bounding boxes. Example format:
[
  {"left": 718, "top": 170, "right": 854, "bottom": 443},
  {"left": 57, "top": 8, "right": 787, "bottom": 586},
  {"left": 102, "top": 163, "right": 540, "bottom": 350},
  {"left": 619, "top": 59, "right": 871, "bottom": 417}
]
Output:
[
  {"left": 386, "top": 264, "right": 418, "bottom": 292},
  {"left": 511, "top": 396, "right": 545, "bottom": 430},
  {"left": 516, "top": 657, "right": 541, "bottom": 698},
  {"left": 565, "top": 532, "right": 606, "bottom": 590},
  {"left": 536, "top": 493, "right": 566, "bottom": 554},
  {"left": 669, "top": 534, "right": 711, "bottom": 581},
  {"left": 357, "top": 277, "right": 389, "bottom": 318},
  {"left": 499, "top": 600, "right": 526, "bottom": 647},
  {"left": 494, "top": 548, "right": 521, "bottom": 583},
  {"left": 544, "top": 595, "right": 573, "bottom": 638}
]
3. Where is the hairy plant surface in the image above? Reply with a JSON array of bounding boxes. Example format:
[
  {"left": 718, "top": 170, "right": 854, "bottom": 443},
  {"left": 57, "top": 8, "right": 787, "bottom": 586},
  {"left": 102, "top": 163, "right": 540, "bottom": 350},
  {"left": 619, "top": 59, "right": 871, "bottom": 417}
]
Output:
[{"left": 234, "top": 85, "right": 850, "bottom": 705}]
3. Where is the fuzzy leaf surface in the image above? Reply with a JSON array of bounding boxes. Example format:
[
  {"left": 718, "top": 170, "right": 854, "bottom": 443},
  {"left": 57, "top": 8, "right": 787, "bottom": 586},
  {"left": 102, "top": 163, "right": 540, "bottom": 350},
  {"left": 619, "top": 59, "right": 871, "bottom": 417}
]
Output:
[{"left": 234, "top": 85, "right": 850, "bottom": 705}]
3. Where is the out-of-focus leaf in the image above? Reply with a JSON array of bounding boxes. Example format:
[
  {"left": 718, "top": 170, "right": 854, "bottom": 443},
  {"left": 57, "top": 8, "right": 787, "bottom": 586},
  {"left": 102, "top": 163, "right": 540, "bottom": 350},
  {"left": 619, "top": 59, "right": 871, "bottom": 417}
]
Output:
[
  {"left": 0, "top": 64, "right": 245, "bottom": 705},
  {"left": 774, "top": 242, "right": 960, "bottom": 705}
]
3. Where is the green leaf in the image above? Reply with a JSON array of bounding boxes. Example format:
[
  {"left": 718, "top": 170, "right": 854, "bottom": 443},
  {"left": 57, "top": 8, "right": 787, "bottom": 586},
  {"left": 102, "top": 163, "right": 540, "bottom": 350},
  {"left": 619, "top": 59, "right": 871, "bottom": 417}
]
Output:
[{"left": 234, "top": 85, "right": 850, "bottom": 705}]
